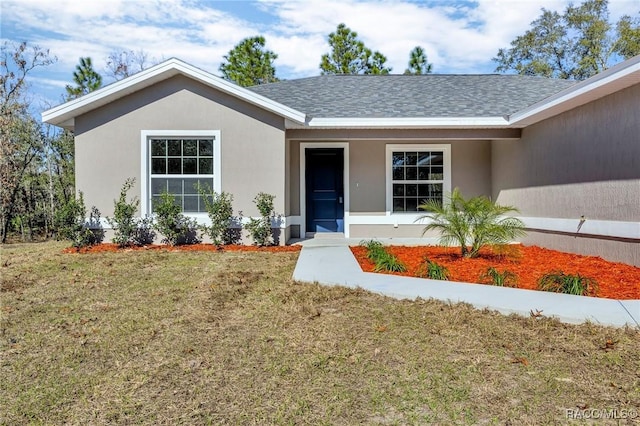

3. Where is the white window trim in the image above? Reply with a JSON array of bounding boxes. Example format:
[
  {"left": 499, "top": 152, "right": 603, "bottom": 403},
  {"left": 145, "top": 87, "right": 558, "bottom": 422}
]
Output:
[
  {"left": 385, "top": 144, "right": 451, "bottom": 220},
  {"left": 140, "top": 130, "right": 221, "bottom": 217},
  {"left": 299, "top": 142, "right": 350, "bottom": 238}
]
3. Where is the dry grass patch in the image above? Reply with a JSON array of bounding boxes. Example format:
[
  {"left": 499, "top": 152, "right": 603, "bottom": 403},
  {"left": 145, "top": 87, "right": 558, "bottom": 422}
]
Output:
[{"left": 1, "top": 241, "right": 639, "bottom": 425}]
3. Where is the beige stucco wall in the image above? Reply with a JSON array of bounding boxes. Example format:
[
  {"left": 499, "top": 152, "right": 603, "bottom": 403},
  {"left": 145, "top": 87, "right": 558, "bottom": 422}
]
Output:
[
  {"left": 492, "top": 83, "right": 640, "bottom": 265},
  {"left": 287, "top": 138, "right": 492, "bottom": 237},
  {"left": 492, "top": 83, "right": 639, "bottom": 220},
  {"left": 74, "top": 75, "right": 287, "bottom": 221}
]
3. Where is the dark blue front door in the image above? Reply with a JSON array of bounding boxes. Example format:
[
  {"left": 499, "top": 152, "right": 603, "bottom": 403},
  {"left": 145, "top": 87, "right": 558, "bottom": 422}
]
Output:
[{"left": 306, "top": 148, "right": 344, "bottom": 233}]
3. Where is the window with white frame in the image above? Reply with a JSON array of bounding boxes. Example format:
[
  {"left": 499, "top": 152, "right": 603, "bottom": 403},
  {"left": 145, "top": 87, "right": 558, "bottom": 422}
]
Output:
[
  {"left": 387, "top": 145, "right": 451, "bottom": 213},
  {"left": 147, "top": 134, "right": 219, "bottom": 213}
]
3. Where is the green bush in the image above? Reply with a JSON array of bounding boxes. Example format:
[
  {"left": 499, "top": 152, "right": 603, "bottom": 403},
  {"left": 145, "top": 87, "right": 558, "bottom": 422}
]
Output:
[
  {"left": 152, "top": 191, "right": 200, "bottom": 246},
  {"left": 537, "top": 271, "right": 598, "bottom": 296},
  {"left": 360, "top": 239, "right": 386, "bottom": 261},
  {"left": 373, "top": 252, "right": 407, "bottom": 273},
  {"left": 198, "top": 184, "right": 238, "bottom": 245},
  {"left": 418, "top": 188, "right": 526, "bottom": 258},
  {"left": 245, "top": 192, "right": 276, "bottom": 246},
  {"left": 107, "top": 178, "right": 156, "bottom": 247},
  {"left": 481, "top": 267, "right": 517, "bottom": 287},
  {"left": 133, "top": 216, "right": 156, "bottom": 246},
  {"left": 416, "top": 258, "right": 449, "bottom": 280},
  {"left": 54, "top": 192, "right": 103, "bottom": 248},
  {"left": 360, "top": 240, "right": 407, "bottom": 273}
]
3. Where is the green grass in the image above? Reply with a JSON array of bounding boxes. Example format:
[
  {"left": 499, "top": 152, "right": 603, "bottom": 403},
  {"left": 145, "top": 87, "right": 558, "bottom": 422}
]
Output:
[{"left": 1, "top": 241, "right": 639, "bottom": 424}]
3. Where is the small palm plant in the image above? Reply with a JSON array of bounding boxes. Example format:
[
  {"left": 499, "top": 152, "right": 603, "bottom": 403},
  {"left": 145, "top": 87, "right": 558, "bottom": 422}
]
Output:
[{"left": 417, "top": 188, "right": 526, "bottom": 258}]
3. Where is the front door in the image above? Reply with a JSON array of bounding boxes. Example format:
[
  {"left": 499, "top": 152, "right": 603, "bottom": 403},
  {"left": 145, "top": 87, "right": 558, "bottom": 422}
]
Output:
[{"left": 305, "top": 148, "right": 344, "bottom": 233}]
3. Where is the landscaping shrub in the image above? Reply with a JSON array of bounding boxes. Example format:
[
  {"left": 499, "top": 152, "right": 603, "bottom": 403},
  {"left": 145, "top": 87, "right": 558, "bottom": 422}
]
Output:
[
  {"left": 416, "top": 257, "right": 449, "bottom": 280},
  {"left": 418, "top": 188, "right": 526, "bottom": 258},
  {"left": 107, "top": 178, "right": 156, "bottom": 247},
  {"left": 152, "top": 191, "right": 200, "bottom": 246},
  {"left": 360, "top": 239, "right": 407, "bottom": 273},
  {"left": 54, "top": 192, "right": 104, "bottom": 248},
  {"left": 481, "top": 267, "right": 517, "bottom": 287},
  {"left": 198, "top": 184, "right": 240, "bottom": 245},
  {"left": 245, "top": 192, "right": 276, "bottom": 246},
  {"left": 373, "top": 252, "right": 407, "bottom": 273},
  {"left": 538, "top": 271, "right": 598, "bottom": 296},
  {"left": 360, "top": 239, "right": 386, "bottom": 260}
]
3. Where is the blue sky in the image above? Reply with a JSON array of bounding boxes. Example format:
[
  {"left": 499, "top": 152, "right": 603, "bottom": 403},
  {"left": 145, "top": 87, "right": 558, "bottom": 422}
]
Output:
[{"left": 2, "top": 0, "right": 638, "bottom": 111}]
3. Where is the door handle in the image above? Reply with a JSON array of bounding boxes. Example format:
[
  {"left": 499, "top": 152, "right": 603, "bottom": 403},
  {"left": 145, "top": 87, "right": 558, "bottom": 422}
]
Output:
[{"left": 339, "top": 196, "right": 343, "bottom": 204}]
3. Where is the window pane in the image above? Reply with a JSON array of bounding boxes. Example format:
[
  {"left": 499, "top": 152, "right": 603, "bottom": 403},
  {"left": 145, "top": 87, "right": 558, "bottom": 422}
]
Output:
[
  {"left": 418, "top": 184, "right": 430, "bottom": 196},
  {"left": 393, "top": 198, "right": 404, "bottom": 212},
  {"left": 393, "top": 184, "right": 404, "bottom": 196},
  {"left": 392, "top": 166, "right": 404, "bottom": 180},
  {"left": 183, "top": 178, "right": 200, "bottom": 195},
  {"left": 430, "top": 183, "right": 443, "bottom": 195},
  {"left": 183, "top": 139, "right": 197, "bottom": 156},
  {"left": 418, "top": 167, "right": 429, "bottom": 180},
  {"left": 183, "top": 158, "right": 197, "bottom": 174},
  {"left": 195, "top": 178, "right": 213, "bottom": 193},
  {"left": 199, "top": 139, "right": 213, "bottom": 156},
  {"left": 151, "top": 196, "right": 162, "bottom": 212},
  {"left": 167, "top": 178, "right": 182, "bottom": 194},
  {"left": 406, "top": 184, "right": 417, "bottom": 197},
  {"left": 406, "top": 198, "right": 418, "bottom": 212},
  {"left": 151, "top": 139, "right": 166, "bottom": 156},
  {"left": 168, "top": 139, "right": 181, "bottom": 156},
  {"left": 199, "top": 158, "right": 213, "bottom": 174},
  {"left": 152, "top": 158, "right": 166, "bottom": 174},
  {"left": 392, "top": 152, "right": 404, "bottom": 166},
  {"left": 200, "top": 195, "right": 212, "bottom": 210},
  {"left": 183, "top": 195, "right": 199, "bottom": 212},
  {"left": 199, "top": 178, "right": 214, "bottom": 192},
  {"left": 173, "top": 196, "right": 183, "bottom": 209},
  {"left": 151, "top": 178, "right": 168, "bottom": 195},
  {"left": 168, "top": 158, "right": 181, "bottom": 174},
  {"left": 406, "top": 152, "right": 418, "bottom": 165},
  {"left": 430, "top": 167, "right": 443, "bottom": 180},
  {"left": 430, "top": 153, "right": 443, "bottom": 166},
  {"left": 418, "top": 152, "right": 430, "bottom": 165},
  {"left": 406, "top": 167, "right": 417, "bottom": 180}
]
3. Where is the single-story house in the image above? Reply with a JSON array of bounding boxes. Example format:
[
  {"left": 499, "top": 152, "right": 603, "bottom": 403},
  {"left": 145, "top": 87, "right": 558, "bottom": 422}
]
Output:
[{"left": 42, "top": 55, "right": 640, "bottom": 265}]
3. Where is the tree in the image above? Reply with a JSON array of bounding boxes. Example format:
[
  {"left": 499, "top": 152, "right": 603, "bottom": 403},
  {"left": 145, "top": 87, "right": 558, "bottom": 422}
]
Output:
[
  {"left": 1, "top": 42, "right": 56, "bottom": 242},
  {"left": 404, "top": 46, "right": 433, "bottom": 75},
  {"left": 494, "top": 0, "right": 640, "bottom": 80},
  {"left": 65, "top": 57, "right": 102, "bottom": 99},
  {"left": 615, "top": 14, "right": 640, "bottom": 60},
  {"left": 320, "top": 23, "right": 392, "bottom": 75},
  {"left": 418, "top": 188, "right": 526, "bottom": 258},
  {"left": 219, "top": 36, "right": 279, "bottom": 87},
  {"left": 105, "top": 49, "right": 155, "bottom": 81}
]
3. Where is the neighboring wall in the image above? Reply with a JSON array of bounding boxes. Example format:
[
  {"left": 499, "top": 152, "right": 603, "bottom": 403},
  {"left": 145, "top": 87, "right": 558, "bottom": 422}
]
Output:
[
  {"left": 492, "top": 83, "right": 640, "bottom": 265},
  {"left": 74, "top": 75, "right": 287, "bottom": 222}
]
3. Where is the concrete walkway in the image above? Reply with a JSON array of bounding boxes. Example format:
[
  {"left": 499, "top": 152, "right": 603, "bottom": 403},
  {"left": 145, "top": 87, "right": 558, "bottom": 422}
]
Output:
[{"left": 291, "top": 238, "right": 640, "bottom": 328}]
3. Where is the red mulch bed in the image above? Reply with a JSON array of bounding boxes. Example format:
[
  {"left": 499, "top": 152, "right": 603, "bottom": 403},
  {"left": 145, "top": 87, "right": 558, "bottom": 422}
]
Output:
[
  {"left": 63, "top": 243, "right": 301, "bottom": 254},
  {"left": 350, "top": 245, "right": 640, "bottom": 300}
]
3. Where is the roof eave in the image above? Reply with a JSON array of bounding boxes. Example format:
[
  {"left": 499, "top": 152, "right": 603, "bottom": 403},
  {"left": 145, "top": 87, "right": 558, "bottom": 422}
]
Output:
[
  {"left": 41, "top": 58, "right": 307, "bottom": 131},
  {"left": 302, "top": 117, "right": 512, "bottom": 129},
  {"left": 509, "top": 55, "right": 640, "bottom": 126}
]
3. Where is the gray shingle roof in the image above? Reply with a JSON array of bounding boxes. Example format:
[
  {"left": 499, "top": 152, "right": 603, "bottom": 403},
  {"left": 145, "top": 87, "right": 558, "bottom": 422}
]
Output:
[{"left": 247, "top": 74, "right": 576, "bottom": 118}]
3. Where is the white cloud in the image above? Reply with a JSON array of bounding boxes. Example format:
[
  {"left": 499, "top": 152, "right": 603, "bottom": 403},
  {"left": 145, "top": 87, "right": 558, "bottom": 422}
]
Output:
[{"left": 1, "top": 0, "right": 638, "bottom": 108}]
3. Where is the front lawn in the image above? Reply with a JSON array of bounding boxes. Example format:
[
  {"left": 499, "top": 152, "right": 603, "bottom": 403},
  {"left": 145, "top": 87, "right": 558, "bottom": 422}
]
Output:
[{"left": 1, "top": 242, "right": 639, "bottom": 424}]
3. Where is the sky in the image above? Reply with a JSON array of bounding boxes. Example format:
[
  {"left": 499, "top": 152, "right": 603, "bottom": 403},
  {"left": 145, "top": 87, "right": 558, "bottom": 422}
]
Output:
[{"left": 2, "top": 0, "right": 639, "bottom": 111}]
